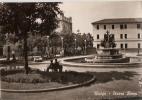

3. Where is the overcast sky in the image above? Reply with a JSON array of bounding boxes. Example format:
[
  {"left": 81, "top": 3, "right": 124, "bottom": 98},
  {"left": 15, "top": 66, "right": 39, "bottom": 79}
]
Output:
[{"left": 60, "top": 1, "right": 142, "bottom": 34}]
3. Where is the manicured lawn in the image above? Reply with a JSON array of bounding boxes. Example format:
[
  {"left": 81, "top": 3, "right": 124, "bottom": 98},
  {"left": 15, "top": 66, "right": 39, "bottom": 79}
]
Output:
[
  {"left": 1, "top": 70, "right": 142, "bottom": 100},
  {"left": 90, "top": 71, "right": 138, "bottom": 84},
  {"left": 1, "top": 69, "right": 93, "bottom": 90},
  {"left": 1, "top": 81, "right": 66, "bottom": 90}
]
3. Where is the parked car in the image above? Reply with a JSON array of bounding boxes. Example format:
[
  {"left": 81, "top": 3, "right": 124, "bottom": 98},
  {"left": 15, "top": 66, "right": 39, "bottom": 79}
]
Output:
[
  {"left": 55, "top": 54, "right": 62, "bottom": 58},
  {"left": 33, "top": 56, "right": 43, "bottom": 62}
]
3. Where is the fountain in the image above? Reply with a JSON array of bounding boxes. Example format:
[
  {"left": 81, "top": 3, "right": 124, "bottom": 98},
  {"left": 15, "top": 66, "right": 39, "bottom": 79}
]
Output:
[
  {"left": 90, "top": 31, "right": 130, "bottom": 63},
  {"left": 61, "top": 31, "right": 142, "bottom": 68}
]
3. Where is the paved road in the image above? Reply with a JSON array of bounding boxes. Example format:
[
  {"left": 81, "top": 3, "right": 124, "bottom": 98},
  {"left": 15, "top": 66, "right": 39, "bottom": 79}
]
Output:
[
  {"left": 1, "top": 55, "right": 142, "bottom": 74},
  {"left": 1, "top": 55, "right": 142, "bottom": 100},
  {"left": 28, "top": 55, "right": 142, "bottom": 74}
]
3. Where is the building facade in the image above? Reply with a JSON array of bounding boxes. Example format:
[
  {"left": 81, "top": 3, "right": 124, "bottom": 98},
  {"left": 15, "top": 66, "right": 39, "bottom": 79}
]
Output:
[
  {"left": 92, "top": 18, "right": 142, "bottom": 50},
  {"left": 56, "top": 15, "right": 72, "bottom": 35}
]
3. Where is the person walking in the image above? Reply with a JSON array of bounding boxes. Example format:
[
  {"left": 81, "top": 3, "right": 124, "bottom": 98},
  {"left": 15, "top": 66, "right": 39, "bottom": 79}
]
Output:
[{"left": 46, "top": 60, "right": 54, "bottom": 72}]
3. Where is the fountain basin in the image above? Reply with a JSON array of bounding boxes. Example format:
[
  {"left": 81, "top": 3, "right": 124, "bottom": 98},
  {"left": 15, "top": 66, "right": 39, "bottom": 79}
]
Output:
[
  {"left": 91, "top": 57, "right": 130, "bottom": 63},
  {"left": 93, "top": 47, "right": 131, "bottom": 63},
  {"left": 60, "top": 55, "right": 142, "bottom": 68}
]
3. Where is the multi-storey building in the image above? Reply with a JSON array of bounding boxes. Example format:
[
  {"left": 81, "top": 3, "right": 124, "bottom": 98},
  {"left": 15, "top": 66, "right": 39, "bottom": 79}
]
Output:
[
  {"left": 92, "top": 18, "right": 142, "bottom": 50},
  {"left": 56, "top": 15, "right": 72, "bottom": 35}
]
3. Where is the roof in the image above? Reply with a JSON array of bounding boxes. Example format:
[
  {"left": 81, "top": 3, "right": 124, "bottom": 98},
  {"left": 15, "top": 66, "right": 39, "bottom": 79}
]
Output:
[{"left": 92, "top": 18, "right": 142, "bottom": 24}]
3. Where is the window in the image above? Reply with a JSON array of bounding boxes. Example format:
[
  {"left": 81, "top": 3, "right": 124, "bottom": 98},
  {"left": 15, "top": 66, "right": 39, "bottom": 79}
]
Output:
[
  {"left": 97, "top": 44, "right": 100, "bottom": 49},
  {"left": 138, "top": 33, "right": 140, "bottom": 39},
  {"left": 97, "top": 25, "right": 99, "bottom": 30},
  {"left": 125, "top": 34, "right": 127, "bottom": 39},
  {"left": 138, "top": 43, "right": 141, "bottom": 48},
  {"left": 120, "top": 34, "right": 123, "bottom": 39},
  {"left": 125, "top": 43, "right": 128, "bottom": 49},
  {"left": 112, "top": 25, "right": 114, "bottom": 29},
  {"left": 97, "top": 34, "right": 99, "bottom": 39},
  {"left": 120, "top": 24, "right": 127, "bottom": 29},
  {"left": 137, "top": 24, "right": 141, "bottom": 29},
  {"left": 124, "top": 24, "right": 127, "bottom": 29},
  {"left": 120, "top": 44, "right": 123, "bottom": 49},
  {"left": 120, "top": 24, "right": 123, "bottom": 29},
  {"left": 104, "top": 25, "right": 106, "bottom": 30}
]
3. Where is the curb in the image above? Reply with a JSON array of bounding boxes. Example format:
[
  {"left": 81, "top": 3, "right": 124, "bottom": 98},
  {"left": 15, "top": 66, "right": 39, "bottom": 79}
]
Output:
[
  {"left": 61, "top": 56, "right": 142, "bottom": 68},
  {"left": 0, "top": 76, "right": 95, "bottom": 93},
  {"left": 61, "top": 62, "right": 142, "bottom": 68}
]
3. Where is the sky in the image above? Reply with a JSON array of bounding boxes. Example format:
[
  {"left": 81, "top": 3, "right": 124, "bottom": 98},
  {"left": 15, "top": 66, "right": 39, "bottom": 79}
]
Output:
[{"left": 60, "top": 1, "right": 142, "bottom": 34}]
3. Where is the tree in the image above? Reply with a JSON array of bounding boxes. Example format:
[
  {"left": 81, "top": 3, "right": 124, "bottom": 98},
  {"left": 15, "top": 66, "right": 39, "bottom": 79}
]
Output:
[
  {"left": 5, "top": 33, "right": 17, "bottom": 60},
  {"left": 62, "top": 33, "right": 94, "bottom": 56},
  {"left": 49, "top": 32, "right": 61, "bottom": 56},
  {"left": 0, "top": 3, "right": 63, "bottom": 74},
  {"left": 63, "top": 33, "right": 75, "bottom": 55},
  {"left": 35, "top": 36, "right": 48, "bottom": 57}
]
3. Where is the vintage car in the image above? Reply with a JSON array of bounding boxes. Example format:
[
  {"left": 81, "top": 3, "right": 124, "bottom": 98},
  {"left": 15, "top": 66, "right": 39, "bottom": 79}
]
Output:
[{"left": 33, "top": 56, "right": 43, "bottom": 62}]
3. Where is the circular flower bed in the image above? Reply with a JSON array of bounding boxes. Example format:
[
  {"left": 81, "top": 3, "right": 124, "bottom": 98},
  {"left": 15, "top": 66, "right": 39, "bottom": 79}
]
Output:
[{"left": 0, "top": 68, "right": 93, "bottom": 90}]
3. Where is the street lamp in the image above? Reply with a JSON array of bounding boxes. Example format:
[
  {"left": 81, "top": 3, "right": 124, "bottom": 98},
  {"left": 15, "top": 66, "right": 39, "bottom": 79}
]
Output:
[
  {"left": 61, "top": 36, "right": 64, "bottom": 56},
  {"left": 75, "top": 38, "right": 77, "bottom": 55},
  {"left": 61, "top": 37, "right": 63, "bottom": 50},
  {"left": 84, "top": 39, "right": 87, "bottom": 55},
  {"left": 46, "top": 36, "right": 49, "bottom": 58}
]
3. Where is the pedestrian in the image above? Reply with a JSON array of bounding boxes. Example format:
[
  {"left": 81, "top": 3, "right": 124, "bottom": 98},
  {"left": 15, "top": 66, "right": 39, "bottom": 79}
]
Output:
[
  {"left": 54, "top": 59, "right": 63, "bottom": 72},
  {"left": 46, "top": 60, "right": 54, "bottom": 72},
  {"left": 12, "top": 50, "right": 16, "bottom": 61}
]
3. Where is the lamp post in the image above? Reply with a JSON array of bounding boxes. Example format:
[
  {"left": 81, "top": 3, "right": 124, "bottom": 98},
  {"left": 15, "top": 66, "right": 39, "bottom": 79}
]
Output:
[
  {"left": 75, "top": 38, "right": 77, "bottom": 55},
  {"left": 84, "top": 39, "right": 86, "bottom": 55},
  {"left": 46, "top": 36, "right": 49, "bottom": 58},
  {"left": 61, "top": 37, "right": 63, "bottom": 50},
  {"left": 61, "top": 36, "right": 64, "bottom": 56}
]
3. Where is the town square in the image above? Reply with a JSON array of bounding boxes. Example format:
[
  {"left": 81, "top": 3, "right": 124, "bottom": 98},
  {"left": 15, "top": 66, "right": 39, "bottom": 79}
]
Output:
[{"left": 0, "top": 1, "right": 142, "bottom": 100}]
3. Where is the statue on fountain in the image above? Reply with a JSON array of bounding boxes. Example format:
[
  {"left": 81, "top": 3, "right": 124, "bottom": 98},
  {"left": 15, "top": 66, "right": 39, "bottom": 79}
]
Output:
[
  {"left": 93, "top": 31, "right": 130, "bottom": 63},
  {"left": 100, "top": 31, "right": 116, "bottom": 48}
]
